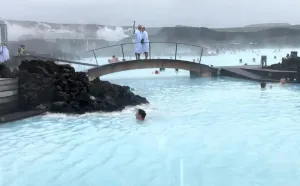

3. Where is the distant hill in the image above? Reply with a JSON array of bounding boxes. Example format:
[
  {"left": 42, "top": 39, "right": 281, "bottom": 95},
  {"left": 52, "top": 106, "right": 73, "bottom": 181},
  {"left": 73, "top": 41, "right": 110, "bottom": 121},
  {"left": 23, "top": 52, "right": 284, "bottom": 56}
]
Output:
[
  {"left": 213, "top": 24, "right": 300, "bottom": 32},
  {"left": 148, "top": 27, "right": 300, "bottom": 45},
  {"left": 245, "top": 23, "right": 291, "bottom": 28}
]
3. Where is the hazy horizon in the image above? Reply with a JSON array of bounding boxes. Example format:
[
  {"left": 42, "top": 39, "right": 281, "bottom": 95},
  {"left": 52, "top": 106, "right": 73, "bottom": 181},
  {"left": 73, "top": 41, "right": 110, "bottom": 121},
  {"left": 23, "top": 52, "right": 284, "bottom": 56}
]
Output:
[
  {"left": 4, "top": 18, "right": 295, "bottom": 28},
  {"left": 2, "top": 0, "right": 300, "bottom": 27}
]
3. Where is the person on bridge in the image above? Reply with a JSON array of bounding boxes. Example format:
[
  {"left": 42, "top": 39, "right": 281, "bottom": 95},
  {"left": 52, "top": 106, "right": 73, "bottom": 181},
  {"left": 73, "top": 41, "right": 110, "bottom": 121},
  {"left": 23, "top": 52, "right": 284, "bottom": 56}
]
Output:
[
  {"left": 142, "top": 27, "right": 149, "bottom": 59},
  {"left": 134, "top": 24, "right": 145, "bottom": 60}
]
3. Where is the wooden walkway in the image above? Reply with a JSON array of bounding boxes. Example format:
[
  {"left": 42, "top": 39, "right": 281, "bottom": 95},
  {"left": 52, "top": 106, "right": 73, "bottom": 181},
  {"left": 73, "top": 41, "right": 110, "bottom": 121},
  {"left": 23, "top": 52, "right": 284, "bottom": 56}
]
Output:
[
  {"left": 0, "top": 109, "right": 46, "bottom": 124},
  {"left": 219, "top": 65, "right": 278, "bottom": 82}
]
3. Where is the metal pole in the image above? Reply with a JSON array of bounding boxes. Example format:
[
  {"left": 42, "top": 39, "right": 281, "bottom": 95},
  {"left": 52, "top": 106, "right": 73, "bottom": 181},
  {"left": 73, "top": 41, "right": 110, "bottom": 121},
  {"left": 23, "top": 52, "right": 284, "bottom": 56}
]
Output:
[
  {"left": 175, "top": 43, "right": 178, "bottom": 60},
  {"left": 92, "top": 50, "right": 98, "bottom": 66},
  {"left": 149, "top": 42, "right": 151, "bottom": 59},
  {"left": 121, "top": 44, "right": 125, "bottom": 60},
  {"left": 199, "top": 47, "right": 204, "bottom": 63}
]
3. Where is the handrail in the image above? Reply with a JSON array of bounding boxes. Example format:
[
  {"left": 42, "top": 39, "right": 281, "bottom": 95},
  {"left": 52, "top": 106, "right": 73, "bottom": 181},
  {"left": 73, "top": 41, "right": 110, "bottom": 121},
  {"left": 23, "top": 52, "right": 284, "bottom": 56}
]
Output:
[
  {"left": 86, "top": 41, "right": 207, "bottom": 66},
  {"left": 87, "top": 41, "right": 207, "bottom": 52}
]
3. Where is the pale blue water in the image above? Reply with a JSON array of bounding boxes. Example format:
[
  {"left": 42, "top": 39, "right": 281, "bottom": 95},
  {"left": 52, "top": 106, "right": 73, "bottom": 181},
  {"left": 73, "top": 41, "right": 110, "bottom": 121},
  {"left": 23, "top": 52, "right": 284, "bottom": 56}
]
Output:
[{"left": 1, "top": 48, "right": 300, "bottom": 186}]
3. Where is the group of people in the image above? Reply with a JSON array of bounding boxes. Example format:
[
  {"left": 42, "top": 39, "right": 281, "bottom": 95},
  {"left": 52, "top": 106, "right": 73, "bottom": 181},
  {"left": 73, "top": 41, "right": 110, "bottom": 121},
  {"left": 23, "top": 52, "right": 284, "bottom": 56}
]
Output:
[
  {"left": 107, "top": 24, "right": 149, "bottom": 63},
  {"left": 260, "top": 78, "right": 287, "bottom": 89},
  {"left": 134, "top": 24, "right": 149, "bottom": 60}
]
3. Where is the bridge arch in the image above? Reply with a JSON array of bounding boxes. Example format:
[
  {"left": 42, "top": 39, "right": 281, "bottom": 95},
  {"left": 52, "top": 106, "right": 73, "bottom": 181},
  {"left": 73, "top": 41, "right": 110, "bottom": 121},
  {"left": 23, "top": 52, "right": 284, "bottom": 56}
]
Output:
[{"left": 87, "top": 59, "right": 217, "bottom": 78}]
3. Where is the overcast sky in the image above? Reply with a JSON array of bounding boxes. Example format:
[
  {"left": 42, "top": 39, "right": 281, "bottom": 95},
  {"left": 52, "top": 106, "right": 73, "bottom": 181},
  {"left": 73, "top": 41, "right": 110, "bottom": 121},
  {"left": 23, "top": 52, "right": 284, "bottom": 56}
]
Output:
[{"left": 2, "top": 0, "right": 300, "bottom": 27}]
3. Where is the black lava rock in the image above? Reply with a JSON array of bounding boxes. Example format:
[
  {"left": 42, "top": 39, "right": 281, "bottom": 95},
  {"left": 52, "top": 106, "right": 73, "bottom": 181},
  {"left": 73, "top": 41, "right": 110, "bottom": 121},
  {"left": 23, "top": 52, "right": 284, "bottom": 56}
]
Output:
[
  {"left": 0, "top": 63, "right": 15, "bottom": 78},
  {"left": 17, "top": 60, "right": 149, "bottom": 114}
]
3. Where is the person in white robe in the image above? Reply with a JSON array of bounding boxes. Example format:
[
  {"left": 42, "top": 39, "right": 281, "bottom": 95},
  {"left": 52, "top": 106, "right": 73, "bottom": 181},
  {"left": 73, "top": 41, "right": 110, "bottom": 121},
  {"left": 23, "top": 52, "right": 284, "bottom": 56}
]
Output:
[
  {"left": 142, "top": 27, "right": 149, "bottom": 59},
  {"left": 4, "top": 46, "right": 9, "bottom": 61},
  {"left": 134, "top": 24, "right": 144, "bottom": 60},
  {"left": 0, "top": 46, "right": 9, "bottom": 62},
  {"left": 0, "top": 47, "right": 3, "bottom": 62}
]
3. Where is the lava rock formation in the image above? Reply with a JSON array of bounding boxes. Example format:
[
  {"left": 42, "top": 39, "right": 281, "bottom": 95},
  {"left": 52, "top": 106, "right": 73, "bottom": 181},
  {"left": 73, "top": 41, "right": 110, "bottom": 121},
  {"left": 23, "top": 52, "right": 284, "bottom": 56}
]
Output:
[{"left": 17, "top": 60, "right": 148, "bottom": 114}]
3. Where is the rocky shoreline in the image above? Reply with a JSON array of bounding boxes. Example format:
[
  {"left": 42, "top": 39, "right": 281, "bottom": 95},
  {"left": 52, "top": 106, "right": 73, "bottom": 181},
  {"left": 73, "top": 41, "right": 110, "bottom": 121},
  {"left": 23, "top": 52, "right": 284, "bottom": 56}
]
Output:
[{"left": 0, "top": 60, "right": 148, "bottom": 114}]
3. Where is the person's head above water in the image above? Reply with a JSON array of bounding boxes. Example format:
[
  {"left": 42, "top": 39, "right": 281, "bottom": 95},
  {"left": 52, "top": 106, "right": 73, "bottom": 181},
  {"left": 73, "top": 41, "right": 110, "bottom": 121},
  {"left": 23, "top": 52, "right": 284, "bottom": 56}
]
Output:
[
  {"left": 260, "top": 81, "right": 266, "bottom": 88},
  {"left": 280, "top": 78, "right": 286, "bottom": 85},
  {"left": 136, "top": 109, "right": 146, "bottom": 120}
]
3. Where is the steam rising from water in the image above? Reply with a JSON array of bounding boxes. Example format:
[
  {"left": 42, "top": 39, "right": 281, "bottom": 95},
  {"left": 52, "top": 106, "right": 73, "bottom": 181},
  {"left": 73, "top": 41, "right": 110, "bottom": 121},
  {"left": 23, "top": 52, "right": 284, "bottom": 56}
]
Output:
[
  {"left": 6, "top": 21, "right": 130, "bottom": 41},
  {"left": 96, "top": 27, "right": 129, "bottom": 41}
]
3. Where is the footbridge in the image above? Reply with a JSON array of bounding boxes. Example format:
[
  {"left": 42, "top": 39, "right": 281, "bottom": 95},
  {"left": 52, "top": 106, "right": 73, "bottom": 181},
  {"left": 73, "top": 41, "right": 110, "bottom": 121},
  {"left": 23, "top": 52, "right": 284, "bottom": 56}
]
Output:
[
  {"left": 6, "top": 42, "right": 217, "bottom": 78},
  {"left": 86, "top": 41, "right": 217, "bottom": 78},
  {"left": 87, "top": 59, "right": 217, "bottom": 78}
]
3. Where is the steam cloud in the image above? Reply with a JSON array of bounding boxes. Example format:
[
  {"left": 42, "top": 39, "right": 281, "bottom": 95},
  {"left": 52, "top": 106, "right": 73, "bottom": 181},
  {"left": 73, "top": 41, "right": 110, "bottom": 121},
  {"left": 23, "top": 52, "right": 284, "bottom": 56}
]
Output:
[{"left": 6, "top": 21, "right": 130, "bottom": 41}]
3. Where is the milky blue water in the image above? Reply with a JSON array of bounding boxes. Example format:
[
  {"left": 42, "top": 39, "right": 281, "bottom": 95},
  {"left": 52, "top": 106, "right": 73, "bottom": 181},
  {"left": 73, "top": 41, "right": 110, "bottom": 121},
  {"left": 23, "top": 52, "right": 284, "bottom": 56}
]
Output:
[{"left": 1, "top": 48, "right": 300, "bottom": 186}]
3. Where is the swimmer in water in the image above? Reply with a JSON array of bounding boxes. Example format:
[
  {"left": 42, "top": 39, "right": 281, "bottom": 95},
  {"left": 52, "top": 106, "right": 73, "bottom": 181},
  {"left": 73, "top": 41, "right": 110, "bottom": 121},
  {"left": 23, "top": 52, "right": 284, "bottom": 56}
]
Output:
[
  {"left": 260, "top": 81, "right": 266, "bottom": 89},
  {"left": 108, "top": 55, "right": 118, "bottom": 63},
  {"left": 280, "top": 78, "right": 286, "bottom": 85},
  {"left": 260, "top": 81, "right": 272, "bottom": 89},
  {"left": 261, "top": 78, "right": 288, "bottom": 89},
  {"left": 136, "top": 109, "right": 146, "bottom": 121}
]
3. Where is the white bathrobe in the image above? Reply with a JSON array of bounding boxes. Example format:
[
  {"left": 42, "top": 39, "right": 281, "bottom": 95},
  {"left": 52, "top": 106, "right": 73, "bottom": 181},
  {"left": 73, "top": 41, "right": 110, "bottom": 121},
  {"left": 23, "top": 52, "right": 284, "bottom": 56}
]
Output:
[
  {"left": 142, "top": 31, "right": 149, "bottom": 53},
  {"left": 0, "top": 46, "right": 9, "bottom": 62},
  {"left": 134, "top": 30, "right": 144, "bottom": 54}
]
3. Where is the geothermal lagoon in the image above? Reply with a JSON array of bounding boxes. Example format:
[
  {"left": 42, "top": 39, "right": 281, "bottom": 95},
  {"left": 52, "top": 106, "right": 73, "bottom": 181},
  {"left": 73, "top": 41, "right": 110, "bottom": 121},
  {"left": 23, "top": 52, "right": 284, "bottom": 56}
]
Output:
[{"left": 1, "top": 48, "right": 300, "bottom": 186}]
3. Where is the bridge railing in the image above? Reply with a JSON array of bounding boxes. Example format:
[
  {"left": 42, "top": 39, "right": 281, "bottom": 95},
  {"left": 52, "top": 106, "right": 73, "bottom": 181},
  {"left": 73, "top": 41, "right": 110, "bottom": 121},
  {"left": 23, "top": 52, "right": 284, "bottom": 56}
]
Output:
[{"left": 87, "top": 42, "right": 207, "bottom": 66}]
